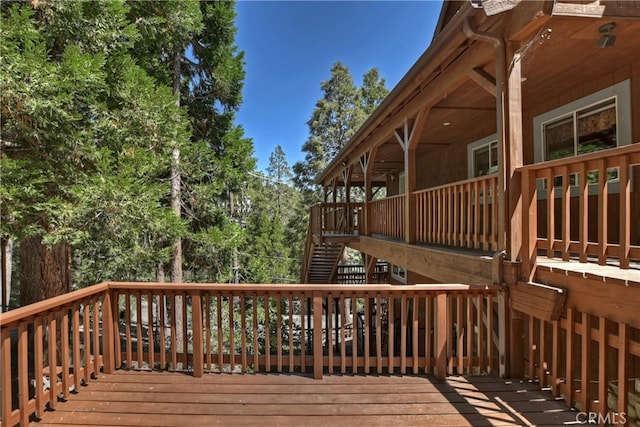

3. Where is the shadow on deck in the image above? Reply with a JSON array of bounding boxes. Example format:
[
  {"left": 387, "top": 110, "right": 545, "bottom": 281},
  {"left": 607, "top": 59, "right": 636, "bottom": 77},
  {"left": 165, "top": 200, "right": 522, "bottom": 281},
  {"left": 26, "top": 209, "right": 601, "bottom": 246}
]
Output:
[{"left": 34, "top": 371, "right": 577, "bottom": 427}]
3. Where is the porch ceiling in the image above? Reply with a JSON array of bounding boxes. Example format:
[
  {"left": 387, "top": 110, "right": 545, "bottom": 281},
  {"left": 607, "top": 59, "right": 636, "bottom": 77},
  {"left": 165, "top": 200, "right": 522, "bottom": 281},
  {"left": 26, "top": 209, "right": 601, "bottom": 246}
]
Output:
[{"left": 324, "top": 12, "right": 640, "bottom": 190}]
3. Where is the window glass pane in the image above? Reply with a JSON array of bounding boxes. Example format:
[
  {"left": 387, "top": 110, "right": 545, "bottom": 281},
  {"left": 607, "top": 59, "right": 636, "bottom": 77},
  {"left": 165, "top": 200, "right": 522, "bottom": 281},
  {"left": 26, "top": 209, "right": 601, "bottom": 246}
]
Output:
[
  {"left": 489, "top": 142, "right": 498, "bottom": 175},
  {"left": 544, "top": 116, "right": 574, "bottom": 160},
  {"left": 473, "top": 146, "right": 490, "bottom": 177},
  {"left": 577, "top": 100, "right": 616, "bottom": 155}
]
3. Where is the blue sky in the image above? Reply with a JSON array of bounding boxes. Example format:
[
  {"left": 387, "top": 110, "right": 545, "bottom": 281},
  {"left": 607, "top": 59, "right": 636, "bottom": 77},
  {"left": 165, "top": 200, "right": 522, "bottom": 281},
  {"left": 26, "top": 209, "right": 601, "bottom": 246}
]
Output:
[{"left": 234, "top": 1, "right": 443, "bottom": 172}]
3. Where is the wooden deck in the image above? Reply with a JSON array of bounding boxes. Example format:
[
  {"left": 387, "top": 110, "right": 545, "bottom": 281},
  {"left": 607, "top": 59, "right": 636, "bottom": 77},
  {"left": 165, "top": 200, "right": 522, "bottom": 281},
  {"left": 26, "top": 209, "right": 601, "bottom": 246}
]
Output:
[{"left": 34, "top": 372, "right": 577, "bottom": 427}]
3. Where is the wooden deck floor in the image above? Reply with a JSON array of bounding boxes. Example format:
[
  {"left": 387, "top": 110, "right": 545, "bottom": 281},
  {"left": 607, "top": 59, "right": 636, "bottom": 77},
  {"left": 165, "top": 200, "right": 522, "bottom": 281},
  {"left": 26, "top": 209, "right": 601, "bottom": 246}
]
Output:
[{"left": 34, "top": 371, "right": 578, "bottom": 427}]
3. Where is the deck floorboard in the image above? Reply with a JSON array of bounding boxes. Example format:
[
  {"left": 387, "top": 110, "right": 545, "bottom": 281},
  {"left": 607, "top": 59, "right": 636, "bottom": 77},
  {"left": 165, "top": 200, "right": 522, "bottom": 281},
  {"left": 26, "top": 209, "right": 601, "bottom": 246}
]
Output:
[{"left": 33, "top": 371, "right": 577, "bottom": 426}]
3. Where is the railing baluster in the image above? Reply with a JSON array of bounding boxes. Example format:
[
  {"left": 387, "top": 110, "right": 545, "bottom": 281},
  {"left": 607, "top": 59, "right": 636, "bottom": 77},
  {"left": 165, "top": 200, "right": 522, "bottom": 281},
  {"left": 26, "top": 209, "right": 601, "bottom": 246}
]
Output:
[
  {"left": 241, "top": 295, "right": 248, "bottom": 373},
  {"left": 481, "top": 179, "right": 488, "bottom": 250},
  {"left": 1, "top": 328, "right": 12, "bottom": 418},
  {"left": 597, "top": 159, "right": 608, "bottom": 265},
  {"left": 578, "top": 162, "right": 589, "bottom": 262},
  {"left": 182, "top": 293, "right": 188, "bottom": 369},
  {"left": 545, "top": 169, "right": 555, "bottom": 258},
  {"left": 18, "top": 322, "right": 28, "bottom": 426},
  {"left": 477, "top": 295, "right": 485, "bottom": 373},
  {"left": 340, "top": 295, "right": 346, "bottom": 374},
  {"left": 92, "top": 298, "right": 100, "bottom": 376},
  {"left": 217, "top": 294, "right": 223, "bottom": 372},
  {"left": 376, "top": 296, "right": 383, "bottom": 374},
  {"left": 72, "top": 303, "right": 82, "bottom": 390},
  {"left": 457, "top": 296, "right": 464, "bottom": 375},
  {"left": 61, "top": 309, "right": 71, "bottom": 399},
  {"left": 147, "top": 293, "right": 154, "bottom": 371},
  {"left": 159, "top": 293, "right": 166, "bottom": 371},
  {"left": 486, "top": 294, "right": 498, "bottom": 374},
  {"left": 619, "top": 155, "right": 630, "bottom": 269},
  {"left": 352, "top": 295, "right": 358, "bottom": 374},
  {"left": 466, "top": 295, "right": 473, "bottom": 374},
  {"left": 136, "top": 293, "right": 143, "bottom": 369},
  {"left": 400, "top": 295, "right": 407, "bottom": 374},
  {"left": 170, "top": 293, "right": 177, "bottom": 371},
  {"left": 82, "top": 302, "right": 91, "bottom": 381},
  {"left": 412, "top": 296, "right": 419, "bottom": 374},
  {"left": 364, "top": 296, "right": 371, "bottom": 374},
  {"left": 446, "top": 295, "right": 453, "bottom": 375},
  {"left": 125, "top": 293, "right": 132, "bottom": 369},
  {"left": 276, "top": 294, "right": 282, "bottom": 373},
  {"left": 561, "top": 166, "right": 571, "bottom": 260},
  {"left": 206, "top": 293, "right": 212, "bottom": 372},
  {"left": 252, "top": 295, "right": 259, "bottom": 372},
  {"left": 35, "top": 316, "right": 45, "bottom": 417},
  {"left": 388, "top": 296, "right": 394, "bottom": 374},
  {"left": 288, "top": 294, "right": 294, "bottom": 373},
  {"left": 328, "top": 294, "right": 334, "bottom": 374},
  {"left": 264, "top": 294, "right": 270, "bottom": 373},
  {"left": 229, "top": 293, "right": 235, "bottom": 372},
  {"left": 424, "top": 295, "right": 431, "bottom": 374},
  {"left": 192, "top": 293, "right": 203, "bottom": 378},
  {"left": 300, "top": 296, "right": 306, "bottom": 373}
]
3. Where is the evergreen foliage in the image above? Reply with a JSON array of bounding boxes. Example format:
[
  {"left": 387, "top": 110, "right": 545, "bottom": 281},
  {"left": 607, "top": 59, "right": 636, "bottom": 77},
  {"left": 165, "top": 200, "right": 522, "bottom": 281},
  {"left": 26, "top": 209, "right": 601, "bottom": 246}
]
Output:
[
  {"left": 0, "top": 1, "right": 388, "bottom": 305},
  {"left": 293, "top": 62, "right": 388, "bottom": 198}
]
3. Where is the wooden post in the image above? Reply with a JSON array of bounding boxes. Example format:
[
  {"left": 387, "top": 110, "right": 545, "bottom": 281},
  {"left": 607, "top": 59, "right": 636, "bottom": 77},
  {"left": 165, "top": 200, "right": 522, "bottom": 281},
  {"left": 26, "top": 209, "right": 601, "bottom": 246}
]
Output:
[
  {"left": 435, "top": 292, "right": 447, "bottom": 380},
  {"left": 313, "top": 294, "right": 323, "bottom": 380},
  {"left": 395, "top": 110, "right": 428, "bottom": 245},
  {"left": 507, "top": 51, "right": 523, "bottom": 262},
  {"left": 360, "top": 149, "right": 377, "bottom": 237},
  {"left": 192, "top": 293, "right": 204, "bottom": 377}
]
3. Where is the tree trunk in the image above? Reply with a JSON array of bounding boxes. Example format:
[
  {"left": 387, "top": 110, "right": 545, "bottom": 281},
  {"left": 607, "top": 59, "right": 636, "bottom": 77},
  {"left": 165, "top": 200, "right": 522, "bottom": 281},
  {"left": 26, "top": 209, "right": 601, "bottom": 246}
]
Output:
[
  {"left": 1, "top": 237, "right": 13, "bottom": 312},
  {"left": 19, "top": 236, "right": 72, "bottom": 306},
  {"left": 171, "top": 45, "right": 184, "bottom": 354}
]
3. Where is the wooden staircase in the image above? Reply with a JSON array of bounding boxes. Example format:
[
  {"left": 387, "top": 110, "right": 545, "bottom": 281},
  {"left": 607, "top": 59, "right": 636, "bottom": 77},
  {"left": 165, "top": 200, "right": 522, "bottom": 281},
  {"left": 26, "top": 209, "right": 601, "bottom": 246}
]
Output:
[
  {"left": 306, "top": 242, "right": 344, "bottom": 284},
  {"left": 301, "top": 203, "right": 362, "bottom": 284}
]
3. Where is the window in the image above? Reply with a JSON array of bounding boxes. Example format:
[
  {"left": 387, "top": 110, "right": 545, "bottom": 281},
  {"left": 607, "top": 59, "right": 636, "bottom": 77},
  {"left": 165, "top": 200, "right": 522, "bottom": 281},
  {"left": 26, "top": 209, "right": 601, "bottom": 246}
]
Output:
[
  {"left": 543, "top": 99, "right": 617, "bottom": 162},
  {"left": 390, "top": 264, "right": 406, "bottom": 284},
  {"left": 534, "top": 80, "right": 631, "bottom": 190},
  {"left": 467, "top": 134, "right": 498, "bottom": 178},
  {"left": 534, "top": 79, "right": 631, "bottom": 164}
]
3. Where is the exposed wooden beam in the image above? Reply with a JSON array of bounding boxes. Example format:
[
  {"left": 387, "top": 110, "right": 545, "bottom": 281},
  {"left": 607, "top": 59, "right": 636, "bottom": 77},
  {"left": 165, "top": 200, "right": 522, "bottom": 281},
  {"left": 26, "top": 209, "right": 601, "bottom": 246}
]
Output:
[
  {"left": 321, "top": 41, "right": 496, "bottom": 186},
  {"left": 350, "top": 236, "right": 494, "bottom": 284},
  {"left": 552, "top": 1, "right": 605, "bottom": 18},
  {"left": 468, "top": 67, "right": 497, "bottom": 96},
  {"left": 506, "top": 0, "right": 552, "bottom": 42}
]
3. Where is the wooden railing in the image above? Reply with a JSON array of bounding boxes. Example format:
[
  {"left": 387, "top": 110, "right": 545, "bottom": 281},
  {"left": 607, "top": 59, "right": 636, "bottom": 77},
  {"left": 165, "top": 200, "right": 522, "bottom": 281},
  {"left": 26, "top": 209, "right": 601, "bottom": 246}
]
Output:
[
  {"left": 0, "top": 284, "right": 115, "bottom": 427},
  {"left": 310, "top": 202, "right": 363, "bottom": 236},
  {"left": 520, "top": 144, "right": 640, "bottom": 277},
  {"left": 369, "top": 195, "right": 405, "bottom": 239},
  {"left": 414, "top": 175, "right": 499, "bottom": 251},
  {"left": 520, "top": 281, "right": 640, "bottom": 421},
  {"left": 0, "top": 282, "right": 503, "bottom": 426}
]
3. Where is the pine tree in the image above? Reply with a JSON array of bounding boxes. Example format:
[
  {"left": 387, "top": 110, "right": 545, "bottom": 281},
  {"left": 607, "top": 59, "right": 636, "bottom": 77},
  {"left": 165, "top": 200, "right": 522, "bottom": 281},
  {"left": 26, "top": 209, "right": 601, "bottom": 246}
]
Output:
[
  {"left": 293, "top": 62, "right": 389, "bottom": 196},
  {"left": 0, "top": 1, "right": 190, "bottom": 303}
]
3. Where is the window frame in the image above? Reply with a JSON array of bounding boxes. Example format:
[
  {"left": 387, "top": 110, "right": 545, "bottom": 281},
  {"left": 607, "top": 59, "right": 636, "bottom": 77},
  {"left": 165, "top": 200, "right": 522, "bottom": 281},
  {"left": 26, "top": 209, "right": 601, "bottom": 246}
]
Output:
[
  {"left": 533, "top": 80, "right": 631, "bottom": 196},
  {"left": 467, "top": 134, "right": 498, "bottom": 179},
  {"left": 533, "top": 79, "right": 631, "bottom": 164},
  {"left": 390, "top": 264, "right": 407, "bottom": 284}
]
